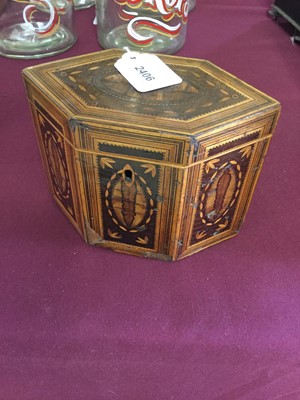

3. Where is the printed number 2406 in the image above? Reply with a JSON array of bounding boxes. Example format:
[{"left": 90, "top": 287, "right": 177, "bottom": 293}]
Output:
[{"left": 135, "top": 66, "right": 155, "bottom": 81}]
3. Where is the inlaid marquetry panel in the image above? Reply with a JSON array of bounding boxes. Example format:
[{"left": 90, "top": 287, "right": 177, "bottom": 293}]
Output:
[
  {"left": 97, "top": 157, "right": 159, "bottom": 249},
  {"left": 34, "top": 101, "right": 76, "bottom": 222},
  {"left": 52, "top": 61, "right": 248, "bottom": 120},
  {"left": 191, "top": 143, "right": 255, "bottom": 245}
]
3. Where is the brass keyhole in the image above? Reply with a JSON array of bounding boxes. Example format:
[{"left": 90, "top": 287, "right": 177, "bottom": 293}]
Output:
[{"left": 124, "top": 169, "right": 133, "bottom": 182}]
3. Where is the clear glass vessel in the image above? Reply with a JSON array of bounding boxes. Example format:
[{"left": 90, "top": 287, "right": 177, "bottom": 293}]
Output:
[
  {"left": 96, "top": 0, "right": 188, "bottom": 54},
  {"left": 0, "top": 0, "right": 77, "bottom": 59},
  {"left": 189, "top": 0, "right": 196, "bottom": 12},
  {"left": 73, "top": 0, "right": 94, "bottom": 10}
]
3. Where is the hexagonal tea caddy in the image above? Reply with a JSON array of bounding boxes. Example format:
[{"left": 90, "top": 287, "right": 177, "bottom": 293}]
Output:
[{"left": 23, "top": 50, "right": 280, "bottom": 261}]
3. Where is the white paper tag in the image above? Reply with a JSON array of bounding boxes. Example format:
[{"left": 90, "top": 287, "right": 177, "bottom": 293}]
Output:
[{"left": 114, "top": 51, "right": 182, "bottom": 93}]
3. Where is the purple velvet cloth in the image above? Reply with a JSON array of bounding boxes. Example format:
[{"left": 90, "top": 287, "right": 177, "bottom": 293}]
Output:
[{"left": 1, "top": 1, "right": 300, "bottom": 399}]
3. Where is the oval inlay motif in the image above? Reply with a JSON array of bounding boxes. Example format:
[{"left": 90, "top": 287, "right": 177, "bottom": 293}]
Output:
[
  {"left": 107, "top": 165, "right": 151, "bottom": 230},
  {"left": 92, "top": 71, "right": 204, "bottom": 106},
  {"left": 201, "top": 163, "right": 241, "bottom": 224},
  {"left": 47, "top": 137, "right": 68, "bottom": 195}
]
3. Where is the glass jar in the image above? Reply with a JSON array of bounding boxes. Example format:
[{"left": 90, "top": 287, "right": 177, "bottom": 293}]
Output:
[
  {"left": 189, "top": 0, "right": 196, "bottom": 12},
  {"left": 0, "top": 0, "right": 77, "bottom": 59},
  {"left": 73, "top": 0, "right": 94, "bottom": 10},
  {"left": 96, "top": 0, "right": 188, "bottom": 54}
]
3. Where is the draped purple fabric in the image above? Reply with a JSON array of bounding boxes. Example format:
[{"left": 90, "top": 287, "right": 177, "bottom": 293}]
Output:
[{"left": 1, "top": 1, "right": 300, "bottom": 399}]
